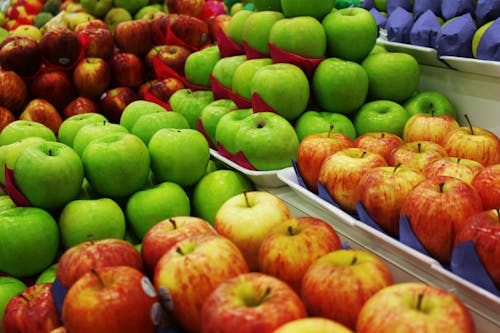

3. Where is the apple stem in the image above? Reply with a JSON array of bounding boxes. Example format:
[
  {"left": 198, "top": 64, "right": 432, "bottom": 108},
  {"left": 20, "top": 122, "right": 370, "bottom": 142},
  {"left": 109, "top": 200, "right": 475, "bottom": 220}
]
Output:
[
  {"left": 439, "top": 182, "right": 445, "bottom": 193},
  {"left": 243, "top": 192, "right": 250, "bottom": 208},
  {"left": 417, "top": 143, "right": 422, "bottom": 153},
  {"left": 48, "top": 149, "right": 53, "bottom": 156},
  {"left": 328, "top": 123, "right": 334, "bottom": 138},
  {"left": 91, "top": 268, "right": 105, "bottom": 288},
  {"left": 169, "top": 218, "right": 177, "bottom": 229},
  {"left": 176, "top": 247, "right": 184, "bottom": 256},
  {"left": 87, "top": 234, "right": 94, "bottom": 245},
  {"left": 256, "top": 287, "right": 271, "bottom": 305},
  {"left": 464, "top": 114, "right": 474, "bottom": 135},
  {"left": 416, "top": 293, "right": 424, "bottom": 311},
  {"left": 457, "top": 158, "right": 461, "bottom": 164},
  {"left": 361, "top": 151, "right": 367, "bottom": 158},
  {"left": 430, "top": 107, "right": 435, "bottom": 117},
  {"left": 380, "top": 132, "right": 385, "bottom": 138},
  {"left": 394, "top": 163, "right": 402, "bottom": 173},
  {"left": 287, "top": 225, "right": 295, "bottom": 236},
  {"left": 496, "top": 209, "right": 500, "bottom": 222},
  {"left": 350, "top": 255, "right": 358, "bottom": 265}
]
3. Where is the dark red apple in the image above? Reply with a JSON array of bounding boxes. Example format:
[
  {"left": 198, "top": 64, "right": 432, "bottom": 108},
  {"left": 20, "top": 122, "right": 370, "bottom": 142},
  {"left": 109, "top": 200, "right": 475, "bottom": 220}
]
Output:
[
  {"left": 19, "top": 98, "right": 63, "bottom": 134},
  {"left": 148, "top": 77, "right": 185, "bottom": 104},
  {"left": 62, "top": 96, "right": 101, "bottom": 119},
  {"left": 30, "top": 70, "right": 76, "bottom": 111},
  {"left": 144, "top": 45, "right": 167, "bottom": 72},
  {"left": 155, "top": 44, "right": 192, "bottom": 76},
  {"left": 208, "top": 14, "right": 231, "bottom": 42},
  {"left": 38, "top": 27, "right": 82, "bottom": 68},
  {"left": 74, "top": 19, "right": 109, "bottom": 34},
  {"left": 0, "top": 36, "right": 41, "bottom": 77},
  {"left": 0, "top": 106, "right": 16, "bottom": 132},
  {"left": 73, "top": 57, "right": 111, "bottom": 100},
  {"left": 108, "top": 52, "right": 146, "bottom": 89},
  {"left": 137, "top": 79, "right": 158, "bottom": 99},
  {"left": 114, "top": 19, "right": 154, "bottom": 57},
  {"left": 166, "top": 0, "right": 206, "bottom": 17},
  {"left": 0, "top": 69, "right": 29, "bottom": 113},
  {"left": 170, "top": 14, "right": 210, "bottom": 50},
  {"left": 149, "top": 13, "right": 178, "bottom": 46},
  {"left": 78, "top": 26, "right": 115, "bottom": 60},
  {"left": 99, "top": 86, "right": 139, "bottom": 123}
]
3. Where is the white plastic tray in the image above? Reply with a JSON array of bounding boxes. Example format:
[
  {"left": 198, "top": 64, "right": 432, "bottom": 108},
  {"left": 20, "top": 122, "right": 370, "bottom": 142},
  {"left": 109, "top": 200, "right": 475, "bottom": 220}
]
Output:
[
  {"left": 440, "top": 56, "right": 500, "bottom": 79},
  {"left": 377, "top": 38, "right": 450, "bottom": 68}
]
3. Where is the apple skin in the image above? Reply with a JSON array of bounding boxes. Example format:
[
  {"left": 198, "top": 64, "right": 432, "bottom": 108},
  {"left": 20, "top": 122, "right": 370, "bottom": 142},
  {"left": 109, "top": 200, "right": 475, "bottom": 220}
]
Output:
[
  {"left": 153, "top": 44, "right": 192, "bottom": 77},
  {"left": 274, "top": 317, "right": 354, "bottom": 333},
  {"left": 297, "top": 131, "right": 355, "bottom": 193},
  {"left": 62, "top": 96, "right": 101, "bottom": 119},
  {"left": 356, "top": 165, "right": 426, "bottom": 237},
  {"left": 302, "top": 249, "right": 394, "bottom": 330},
  {"left": 199, "top": 98, "right": 238, "bottom": 147},
  {"left": 154, "top": 233, "right": 250, "bottom": 333},
  {"left": 147, "top": 77, "right": 185, "bottom": 105},
  {"left": 454, "top": 208, "right": 500, "bottom": 289},
  {"left": 403, "top": 114, "right": 460, "bottom": 146},
  {"left": 208, "top": 13, "right": 231, "bottom": 42},
  {"left": 62, "top": 266, "right": 158, "bottom": 333},
  {"left": 400, "top": 175, "right": 484, "bottom": 264},
  {"left": 231, "top": 57, "right": 274, "bottom": 100},
  {"left": 354, "top": 100, "right": 410, "bottom": 137},
  {"left": 0, "top": 36, "right": 41, "bottom": 77},
  {"left": 0, "top": 119, "right": 56, "bottom": 146},
  {"left": 319, "top": 147, "right": 388, "bottom": 212},
  {"left": 149, "top": 12, "right": 177, "bottom": 45},
  {"left": 141, "top": 216, "right": 216, "bottom": 274},
  {"left": 38, "top": 27, "right": 82, "bottom": 68},
  {"left": 55, "top": 238, "right": 144, "bottom": 290},
  {"left": 131, "top": 110, "right": 190, "bottom": 145},
  {"left": 0, "top": 277, "right": 26, "bottom": 330},
  {"left": 2, "top": 283, "right": 62, "bottom": 333},
  {"left": 214, "top": 191, "right": 291, "bottom": 271},
  {"left": 226, "top": 9, "right": 253, "bottom": 46},
  {"left": 108, "top": 52, "right": 146, "bottom": 89},
  {"left": 114, "top": 18, "right": 153, "bottom": 57},
  {"left": 166, "top": 0, "right": 206, "bottom": 17},
  {"left": 281, "top": 0, "right": 335, "bottom": 19},
  {"left": 404, "top": 91, "right": 457, "bottom": 119},
  {"left": 72, "top": 57, "right": 111, "bottom": 100},
  {"left": 0, "top": 69, "right": 29, "bottom": 114},
  {"left": 356, "top": 282, "right": 475, "bottom": 333},
  {"left": 200, "top": 272, "right": 307, "bottom": 333},
  {"left": 168, "top": 89, "right": 215, "bottom": 129},
  {"left": 214, "top": 108, "right": 253, "bottom": 154},
  {"left": 99, "top": 86, "right": 139, "bottom": 123},
  {"left": 72, "top": 121, "right": 128, "bottom": 156},
  {"left": 242, "top": 10, "right": 284, "bottom": 55},
  {"left": 294, "top": 110, "right": 357, "bottom": 142},
  {"left": 353, "top": 132, "right": 404, "bottom": 163},
  {"left": 119, "top": 100, "right": 167, "bottom": 132},
  {"left": 253, "top": 0, "right": 282, "bottom": 12},
  {"left": 389, "top": 140, "right": 448, "bottom": 171},
  {"left": 170, "top": 14, "right": 211, "bottom": 50},
  {"left": 29, "top": 70, "right": 76, "bottom": 112},
  {"left": 423, "top": 157, "right": 485, "bottom": 184},
  {"left": 0, "top": 106, "right": 16, "bottom": 132},
  {"left": 184, "top": 45, "right": 221, "bottom": 88},
  {"left": 471, "top": 164, "right": 500, "bottom": 209},
  {"left": 19, "top": 98, "right": 63, "bottom": 135},
  {"left": 258, "top": 217, "right": 342, "bottom": 293},
  {"left": 78, "top": 26, "right": 115, "bottom": 59},
  {"left": 211, "top": 54, "right": 247, "bottom": 89}
]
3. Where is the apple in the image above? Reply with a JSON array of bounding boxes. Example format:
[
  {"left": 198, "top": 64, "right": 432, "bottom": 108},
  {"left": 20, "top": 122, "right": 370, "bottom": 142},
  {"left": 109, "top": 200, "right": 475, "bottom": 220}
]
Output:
[
  {"left": 114, "top": 18, "right": 153, "bottom": 56},
  {"left": 168, "top": 88, "right": 215, "bottom": 129},
  {"left": 19, "top": 98, "right": 63, "bottom": 135},
  {"left": 312, "top": 58, "right": 369, "bottom": 115},
  {"left": 208, "top": 13, "right": 232, "bottom": 42},
  {"left": 281, "top": 0, "right": 335, "bottom": 19},
  {"left": 154, "top": 233, "right": 249, "bottom": 333},
  {"left": 35, "top": 263, "right": 57, "bottom": 284},
  {"left": 149, "top": 12, "right": 176, "bottom": 45},
  {"left": 354, "top": 100, "right": 410, "bottom": 137},
  {"left": 184, "top": 45, "right": 221, "bottom": 87},
  {"left": 0, "top": 207, "right": 59, "bottom": 277},
  {"left": 119, "top": 99, "right": 168, "bottom": 132},
  {"left": 199, "top": 98, "right": 238, "bottom": 147},
  {"left": 403, "top": 91, "right": 457, "bottom": 119},
  {"left": 356, "top": 165, "right": 426, "bottom": 237},
  {"left": 14, "top": 141, "right": 84, "bottom": 211},
  {"left": 74, "top": 19, "right": 109, "bottom": 33},
  {"left": 29, "top": 70, "right": 76, "bottom": 112},
  {"left": 356, "top": 282, "right": 475, "bottom": 332},
  {"left": 211, "top": 54, "right": 248, "bottom": 89},
  {"left": 472, "top": 164, "right": 500, "bottom": 210},
  {"left": 0, "top": 137, "right": 47, "bottom": 186},
  {"left": 231, "top": 57, "right": 274, "bottom": 101},
  {"left": 274, "top": 317, "right": 354, "bottom": 333},
  {"left": 131, "top": 110, "right": 190, "bottom": 145},
  {"left": 62, "top": 266, "right": 158, "bottom": 333},
  {"left": 72, "top": 120, "right": 128, "bottom": 156},
  {"left": 354, "top": 132, "right": 404, "bottom": 163},
  {"left": 38, "top": 27, "right": 82, "bottom": 68},
  {"left": 137, "top": 80, "right": 158, "bottom": 99},
  {"left": 108, "top": 52, "right": 146, "bottom": 89},
  {"left": 72, "top": 57, "right": 111, "bottom": 100},
  {"left": 153, "top": 44, "right": 192, "bottom": 77},
  {"left": 0, "top": 276, "right": 26, "bottom": 329},
  {"left": 99, "top": 86, "right": 139, "bottom": 123},
  {"left": 258, "top": 216, "right": 342, "bottom": 293},
  {"left": 80, "top": 0, "right": 113, "bottom": 18},
  {"left": 147, "top": 77, "right": 185, "bottom": 105},
  {"left": 166, "top": 0, "right": 206, "bottom": 17},
  {"left": 82, "top": 132, "right": 150, "bottom": 198},
  {"left": 403, "top": 113, "right": 460, "bottom": 146},
  {"left": 400, "top": 175, "right": 484, "bottom": 264},
  {"left": 319, "top": 147, "right": 388, "bottom": 212},
  {"left": 148, "top": 128, "right": 210, "bottom": 186},
  {"left": 250, "top": 63, "right": 309, "bottom": 121},
  {"left": 2, "top": 283, "right": 62, "bottom": 333},
  {"left": 170, "top": 14, "right": 211, "bottom": 50},
  {"left": 214, "top": 191, "right": 291, "bottom": 271},
  {"left": 0, "top": 106, "right": 15, "bottom": 133},
  {"left": 302, "top": 249, "right": 394, "bottom": 329},
  {"left": 389, "top": 141, "right": 448, "bottom": 171},
  {"left": 214, "top": 108, "right": 253, "bottom": 154},
  {"left": 0, "top": 36, "right": 41, "bottom": 77},
  {"left": 241, "top": 10, "right": 284, "bottom": 56},
  {"left": 62, "top": 96, "right": 101, "bottom": 119},
  {"left": 297, "top": 129, "right": 355, "bottom": 193},
  {"left": 0, "top": 120, "right": 55, "bottom": 146},
  {"left": 0, "top": 69, "right": 28, "bottom": 114},
  {"left": 253, "top": 0, "right": 282, "bottom": 12},
  {"left": 423, "top": 157, "right": 485, "bottom": 184},
  {"left": 200, "top": 272, "right": 307, "bottom": 333},
  {"left": 78, "top": 25, "right": 115, "bottom": 59},
  {"left": 234, "top": 112, "right": 300, "bottom": 171},
  {"left": 294, "top": 111, "right": 356, "bottom": 143}
]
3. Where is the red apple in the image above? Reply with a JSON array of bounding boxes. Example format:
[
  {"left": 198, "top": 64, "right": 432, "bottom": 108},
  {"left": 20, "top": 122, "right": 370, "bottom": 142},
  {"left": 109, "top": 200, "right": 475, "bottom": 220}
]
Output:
[
  {"left": 356, "top": 165, "right": 426, "bottom": 237},
  {"left": 258, "top": 216, "right": 342, "bottom": 293},
  {"left": 170, "top": 14, "right": 211, "bottom": 50},
  {"left": 400, "top": 175, "right": 484, "bottom": 264},
  {"left": 167, "top": 0, "right": 206, "bottom": 17},
  {"left": 353, "top": 131, "right": 404, "bottom": 163},
  {"left": 149, "top": 13, "right": 178, "bottom": 46},
  {"left": 471, "top": 164, "right": 500, "bottom": 209},
  {"left": 38, "top": 27, "right": 82, "bottom": 68},
  {"left": 155, "top": 44, "right": 192, "bottom": 77},
  {"left": 208, "top": 14, "right": 232, "bottom": 42},
  {"left": 200, "top": 272, "right": 307, "bottom": 333},
  {"left": 78, "top": 26, "right": 115, "bottom": 60},
  {"left": 137, "top": 79, "right": 158, "bottom": 99},
  {"left": 423, "top": 157, "right": 485, "bottom": 184},
  {"left": 108, "top": 52, "right": 146, "bottom": 89},
  {"left": 114, "top": 19, "right": 154, "bottom": 57},
  {"left": 72, "top": 57, "right": 111, "bottom": 100},
  {"left": 2, "top": 283, "right": 62, "bottom": 333},
  {"left": 73, "top": 19, "right": 108, "bottom": 34},
  {"left": 319, "top": 148, "right": 388, "bottom": 212},
  {"left": 147, "top": 77, "right": 185, "bottom": 104},
  {"left": 302, "top": 249, "right": 394, "bottom": 330},
  {"left": 55, "top": 238, "right": 144, "bottom": 290},
  {"left": 0, "top": 106, "right": 16, "bottom": 132},
  {"left": 154, "top": 233, "right": 249, "bottom": 333},
  {"left": 403, "top": 113, "right": 460, "bottom": 145},
  {"left": 30, "top": 70, "right": 76, "bottom": 111},
  {"left": 0, "top": 69, "right": 29, "bottom": 113},
  {"left": 144, "top": 45, "right": 167, "bottom": 71},
  {"left": 21, "top": 0, "right": 43, "bottom": 15},
  {"left": 99, "top": 86, "right": 139, "bottom": 123},
  {"left": 389, "top": 140, "right": 448, "bottom": 171},
  {"left": 0, "top": 36, "right": 41, "bottom": 77},
  {"left": 62, "top": 96, "right": 101, "bottom": 119},
  {"left": 19, "top": 98, "right": 63, "bottom": 134},
  {"left": 297, "top": 129, "right": 355, "bottom": 193},
  {"left": 62, "top": 266, "right": 158, "bottom": 333}
]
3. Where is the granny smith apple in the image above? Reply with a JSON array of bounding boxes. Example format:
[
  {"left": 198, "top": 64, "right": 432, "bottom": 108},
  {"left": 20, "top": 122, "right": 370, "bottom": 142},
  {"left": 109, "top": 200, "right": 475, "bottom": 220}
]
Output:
[
  {"left": 0, "top": 207, "right": 59, "bottom": 277},
  {"left": 200, "top": 99, "right": 238, "bottom": 147},
  {"left": 211, "top": 54, "right": 248, "bottom": 89},
  {"left": 234, "top": 112, "right": 300, "bottom": 170},
  {"left": 0, "top": 120, "right": 56, "bottom": 146},
  {"left": 131, "top": 111, "right": 190, "bottom": 145},
  {"left": 104, "top": 7, "right": 133, "bottom": 33},
  {"left": 0, "top": 276, "right": 26, "bottom": 325},
  {"left": 72, "top": 121, "right": 129, "bottom": 157},
  {"left": 253, "top": 0, "right": 282, "bottom": 11},
  {"left": 0, "top": 195, "right": 15, "bottom": 213},
  {"left": 80, "top": 0, "right": 113, "bottom": 18},
  {"left": 294, "top": 110, "right": 357, "bottom": 141},
  {"left": 215, "top": 108, "right": 253, "bottom": 154},
  {"left": 169, "top": 89, "right": 214, "bottom": 129},
  {"left": 58, "top": 198, "right": 127, "bottom": 249},
  {"left": 184, "top": 45, "right": 221, "bottom": 87},
  {"left": 242, "top": 10, "right": 284, "bottom": 55},
  {"left": 14, "top": 141, "right": 84, "bottom": 211},
  {"left": 403, "top": 91, "right": 457, "bottom": 119},
  {"left": 354, "top": 100, "right": 410, "bottom": 137},
  {"left": 125, "top": 181, "right": 191, "bottom": 239},
  {"left": 369, "top": 43, "right": 388, "bottom": 55},
  {"left": 251, "top": 63, "right": 310, "bottom": 121},
  {"left": 58, "top": 113, "right": 108, "bottom": 147},
  {"left": 281, "top": 0, "right": 336, "bottom": 19},
  {"left": 35, "top": 263, "right": 57, "bottom": 284},
  {"left": 120, "top": 100, "right": 167, "bottom": 132},
  {"left": 322, "top": 7, "right": 379, "bottom": 62},
  {"left": 148, "top": 128, "right": 210, "bottom": 187},
  {"left": 82, "top": 132, "right": 150, "bottom": 198},
  {"left": 226, "top": 9, "right": 253, "bottom": 46},
  {"left": 192, "top": 169, "right": 254, "bottom": 225},
  {"left": 232, "top": 58, "right": 274, "bottom": 100},
  {"left": 312, "top": 57, "right": 369, "bottom": 114}
]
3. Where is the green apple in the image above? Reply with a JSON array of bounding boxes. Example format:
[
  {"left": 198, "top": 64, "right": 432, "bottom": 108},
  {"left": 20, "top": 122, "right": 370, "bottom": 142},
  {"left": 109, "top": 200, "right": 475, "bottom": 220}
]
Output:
[
  {"left": 0, "top": 27, "right": 9, "bottom": 44},
  {"left": 14, "top": 141, "right": 84, "bottom": 211},
  {"left": 131, "top": 111, "right": 190, "bottom": 145},
  {"left": 281, "top": 0, "right": 336, "bottom": 20},
  {"left": 0, "top": 277, "right": 26, "bottom": 325},
  {"left": 58, "top": 113, "right": 108, "bottom": 147},
  {"left": 354, "top": 100, "right": 410, "bottom": 137},
  {"left": 200, "top": 99, "right": 238, "bottom": 147},
  {"left": 472, "top": 21, "right": 494, "bottom": 58},
  {"left": 211, "top": 54, "right": 247, "bottom": 89},
  {"left": 169, "top": 89, "right": 214, "bottom": 129},
  {"left": 35, "top": 263, "right": 57, "bottom": 284},
  {"left": 0, "top": 195, "right": 15, "bottom": 213},
  {"left": 369, "top": 44, "right": 388, "bottom": 55},
  {"left": 322, "top": 7, "right": 378, "bottom": 62},
  {"left": 58, "top": 198, "right": 127, "bottom": 249},
  {"left": 374, "top": 0, "right": 387, "bottom": 11},
  {"left": 192, "top": 169, "right": 254, "bottom": 225},
  {"left": 242, "top": 10, "right": 284, "bottom": 55},
  {"left": 184, "top": 45, "right": 221, "bottom": 87},
  {"left": 253, "top": 0, "right": 282, "bottom": 11},
  {"left": 231, "top": 58, "right": 274, "bottom": 100},
  {"left": 294, "top": 111, "right": 357, "bottom": 141},
  {"left": 72, "top": 121, "right": 129, "bottom": 156},
  {"left": 81, "top": 0, "right": 113, "bottom": 18},
  {"left": 251, "top": 63, "right": 310, "bottom": 121},
  {"left": 82, "top": 132, "right": 150, "bottom": 198},
  {"left": 113, "top": 0, "right": 148, "bottom": 15},
  {"left": 148, "top": 128, "right": 210, "bottom": 187},
  {"left": 215, "top": 108, "right": 253, "bottom": 154},
  {"left": 104, "top": 7, "right": 132, "bottom": 32},
  {"left": 125, "top": 181, "right": 191, "bottom": 239},
  {"left": 134, "top": 4, "right": 162, "bottom": 19},
  {"left": 269, "top": 16, "right": 327, "bottom": 58},
  {"left": 312, "top": 57, "right": 369, "bottom": 114},
  {"left": 234, "top": 112, "right": 300, "bottom": 170},
  {"left": 403, "top": 91, "right": 457, "bottom": 119},
  {"left": 0, "top": 120, "right": 56, "bottom": 146},
  {"left": 0, "top": 207, "right": 59, "bottom": 277},
  {"left": 226, "top": 9, "right": 253, "bottom": 46},
  {"left": 120, "top": 100, "right": 167, "bottom": 132}
]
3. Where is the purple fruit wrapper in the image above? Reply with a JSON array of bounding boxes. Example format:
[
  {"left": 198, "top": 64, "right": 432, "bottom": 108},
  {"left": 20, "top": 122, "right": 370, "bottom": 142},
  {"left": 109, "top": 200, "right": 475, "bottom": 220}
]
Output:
[
  {"left": 475, "top": 0, "right": 500, "bottom": 26},
  {"left": 476, "top": 17, "right": 500, "bottom": 61},
  {"left": 386, "top": 7, "right": 414, "bottom": 44},
  {"left": 410, "top": 9, "right": 441, "bottom": 48},
  {"left": 387, "top": 0, "right": 413, "bottom": 16},
  {"left": 369, "top": 7, "right": 388, "bottom": 30},
  {"left": 435, "top": 12, "right": 477, "bottom": 57},
  {"left": 413, "top": 0, "right": 442, "bottom": 18},
  {"left": 441, "top": 0, "right": 476, "bottom": 21}
]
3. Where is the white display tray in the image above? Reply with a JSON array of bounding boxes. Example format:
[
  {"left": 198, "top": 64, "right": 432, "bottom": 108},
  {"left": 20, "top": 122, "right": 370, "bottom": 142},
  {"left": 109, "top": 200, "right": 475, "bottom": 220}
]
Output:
[
  {"left": 377, "top": 38, "right": 450, "bottom": 68},
  {"left": 440, "top": 56, "right": 500, "bottom": 79}
]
